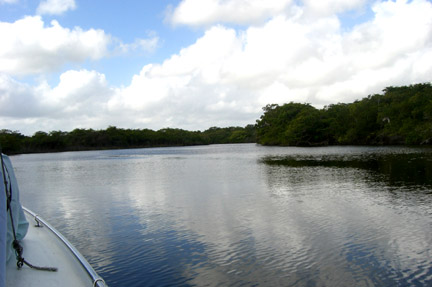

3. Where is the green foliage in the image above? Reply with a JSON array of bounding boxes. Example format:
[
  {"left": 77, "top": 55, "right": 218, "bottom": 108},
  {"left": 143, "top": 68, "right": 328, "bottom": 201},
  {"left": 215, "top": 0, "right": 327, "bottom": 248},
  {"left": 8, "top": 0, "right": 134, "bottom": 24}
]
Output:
[
  {"left": 284, "top": 107, "right": 328, "bottom": 146},
  {"left": 256, "top": 103, "right": 329, "bottom": 146},
  {"left": 0, "top": 129, "right": 25, "bottom": 154},
  {"left": 324, "top": 103, "right": 351, "bottom": 144},
  {"left": 0, "top": 125, "right": 256, "bottom": 155},
  {"left": 203, "top": 126, "right": 255, "bottom": 144},
  {"left": 3, "top": 83, "right": 431, "bottom": 153},
  {"left": 256, "top": 83, "right": 432, "bottom": 146},
  {"left": 256, "top": 103, "right": 312, "bottom": 145}
]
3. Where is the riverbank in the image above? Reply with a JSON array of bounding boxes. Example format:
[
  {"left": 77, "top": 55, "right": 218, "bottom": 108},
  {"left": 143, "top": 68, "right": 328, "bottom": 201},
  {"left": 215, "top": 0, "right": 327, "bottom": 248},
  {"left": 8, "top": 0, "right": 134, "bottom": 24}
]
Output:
[
  {"left": 0, "top": 125, "right": 256, "bottom": 155},
  {"left": 255, "top": 83, "right": 432, "bottom": 146}
]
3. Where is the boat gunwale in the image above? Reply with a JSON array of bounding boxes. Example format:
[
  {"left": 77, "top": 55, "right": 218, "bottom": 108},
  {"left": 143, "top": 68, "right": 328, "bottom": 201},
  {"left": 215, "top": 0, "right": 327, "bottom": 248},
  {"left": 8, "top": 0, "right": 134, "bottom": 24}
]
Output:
[{"left": 22, "top": 207, "right": 107, "bottom": 287}]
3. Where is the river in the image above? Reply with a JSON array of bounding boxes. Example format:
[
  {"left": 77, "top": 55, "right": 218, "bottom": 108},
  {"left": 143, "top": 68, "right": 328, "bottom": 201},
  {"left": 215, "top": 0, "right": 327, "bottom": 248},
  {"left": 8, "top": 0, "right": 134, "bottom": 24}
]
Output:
[{"left": 10, "top": 144, "right": 432, "bottom": 286}]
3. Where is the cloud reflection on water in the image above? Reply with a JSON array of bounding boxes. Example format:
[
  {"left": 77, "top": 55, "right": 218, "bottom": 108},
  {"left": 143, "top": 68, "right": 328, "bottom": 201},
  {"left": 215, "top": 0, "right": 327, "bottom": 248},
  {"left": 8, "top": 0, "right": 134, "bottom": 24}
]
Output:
[{"left": 11, "top": 144, "right": 432, "bottom": 286}]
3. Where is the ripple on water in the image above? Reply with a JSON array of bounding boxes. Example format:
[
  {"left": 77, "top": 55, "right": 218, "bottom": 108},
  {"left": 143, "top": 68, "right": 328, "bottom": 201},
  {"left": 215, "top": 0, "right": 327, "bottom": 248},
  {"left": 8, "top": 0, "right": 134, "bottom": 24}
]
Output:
[{"left": 11, "top": 145, "right": 432, "bottom": 286}]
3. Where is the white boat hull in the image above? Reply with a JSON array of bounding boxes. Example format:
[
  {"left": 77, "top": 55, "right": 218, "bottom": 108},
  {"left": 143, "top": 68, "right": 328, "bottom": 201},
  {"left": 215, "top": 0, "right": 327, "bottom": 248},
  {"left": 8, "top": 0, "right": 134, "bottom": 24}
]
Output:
[{"left": 6, "top": 208, "right": 106, "bottom": 287}]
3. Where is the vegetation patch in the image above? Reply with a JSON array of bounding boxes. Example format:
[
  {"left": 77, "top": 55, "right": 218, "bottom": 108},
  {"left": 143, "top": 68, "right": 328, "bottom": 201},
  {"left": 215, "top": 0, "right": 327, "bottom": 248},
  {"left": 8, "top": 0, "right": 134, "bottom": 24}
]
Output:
[{"left": 256, "top": 83, "right": 432, "bottom": 146}]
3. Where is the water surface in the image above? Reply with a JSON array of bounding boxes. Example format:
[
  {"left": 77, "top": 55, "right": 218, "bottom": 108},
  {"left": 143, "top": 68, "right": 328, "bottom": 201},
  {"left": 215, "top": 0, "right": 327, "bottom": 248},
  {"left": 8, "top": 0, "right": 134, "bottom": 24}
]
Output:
[{"left": 11, "top": 144, "right": 432, "bottom": 286}]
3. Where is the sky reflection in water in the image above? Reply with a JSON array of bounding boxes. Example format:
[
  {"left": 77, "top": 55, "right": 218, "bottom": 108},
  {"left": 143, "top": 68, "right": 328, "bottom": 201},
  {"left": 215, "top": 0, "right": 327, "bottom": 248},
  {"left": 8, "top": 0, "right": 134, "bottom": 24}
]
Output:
[{"left": 11, "top": 144, "right": 432, "bottom": 286}]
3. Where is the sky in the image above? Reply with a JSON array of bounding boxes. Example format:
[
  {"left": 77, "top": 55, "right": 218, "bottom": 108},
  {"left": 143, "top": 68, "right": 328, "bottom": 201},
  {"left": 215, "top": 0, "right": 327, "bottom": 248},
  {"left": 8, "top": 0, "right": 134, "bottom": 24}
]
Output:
[{"left": 1, "top": 0, "right": 431, "bottom": 135}]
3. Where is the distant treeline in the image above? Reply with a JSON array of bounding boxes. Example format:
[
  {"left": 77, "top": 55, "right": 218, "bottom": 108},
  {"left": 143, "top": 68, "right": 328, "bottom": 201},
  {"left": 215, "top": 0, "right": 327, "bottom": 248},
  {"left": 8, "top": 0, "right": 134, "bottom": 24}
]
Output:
[
  {"left": 256, "top": 83, "right": 432, "bottom": 146},
  {"left": 0, "top": 126, "right": 256, "bottom": 154},
  {"left": 1, "top": 83, "right": 431, "bottom": 154}
]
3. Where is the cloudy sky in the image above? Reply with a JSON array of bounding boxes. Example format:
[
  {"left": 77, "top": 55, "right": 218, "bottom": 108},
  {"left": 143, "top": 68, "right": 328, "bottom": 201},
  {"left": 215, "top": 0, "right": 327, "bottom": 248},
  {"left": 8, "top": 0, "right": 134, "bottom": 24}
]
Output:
[{"left": 1, "top": 0, "right": 431, "bottom": 135}]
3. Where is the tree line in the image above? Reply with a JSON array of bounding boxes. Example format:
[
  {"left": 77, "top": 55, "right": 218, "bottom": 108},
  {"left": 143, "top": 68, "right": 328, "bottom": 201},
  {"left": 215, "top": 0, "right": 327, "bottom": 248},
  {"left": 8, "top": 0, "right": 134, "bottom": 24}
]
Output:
[
  {"left": 255, "top": 83, "right": 432, "bottom": 146},
  {"left": 1, "top": 83, "right": 431, "bottom": 154},
  {"left": 0, "top": 125, "right": 256, "bottom": 155}
]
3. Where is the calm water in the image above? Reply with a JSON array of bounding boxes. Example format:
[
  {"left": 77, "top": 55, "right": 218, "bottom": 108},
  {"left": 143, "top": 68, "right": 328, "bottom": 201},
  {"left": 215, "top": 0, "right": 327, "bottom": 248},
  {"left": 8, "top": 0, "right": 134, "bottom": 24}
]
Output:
[{"left": 10, "top": 144, "right": 432, "bottom": 286}]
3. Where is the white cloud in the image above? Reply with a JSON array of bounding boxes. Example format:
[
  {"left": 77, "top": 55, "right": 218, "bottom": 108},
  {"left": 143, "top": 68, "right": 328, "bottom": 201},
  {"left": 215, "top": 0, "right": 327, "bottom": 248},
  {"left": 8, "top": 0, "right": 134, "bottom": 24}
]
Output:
[
  {"left": 167, "top": 0, "right": 294, "bottom": 26},
  {"left": 312, "top": 0, "right": 432, "bottom": 103},
  {"left": 0, "top": 0, "right": 18, "bottom": 4},
  {"left": 0, "top": 16, "right": 160, "bottom": 76},
  {"left": 107, "top": 26, "right": 255, "bottom": 129},
  {"left": 1, "top": 0, "right": 432, "bottom": 135},
  {"left": 302, "top": 0, "right": 369, "bottom": 17},
  {"left": 37, "top": 0, "right": 76, "bottom": 15},
  {"left": 110, "top": 0, "right": 432, "bottom": 127},
  {"left": 344, "top": 0, "right": 432, "bottom": 69},
  {"left": 0, "top": 74, "right": 46, "bottom": 118},
  {"left": 45, "top": 69, "right": 113, "bottom": 115},
  {"left": 167, "top": 0, "right": 372, "bottom": 27},
  {"left": 0, "top": 69, "right": 117, "bottom": 133},
  {"left": 0, "top": 16, "right": 110, "bottom": 76},
  {"left": 118, "top": 35, "right": 160, "bottom": 54}
]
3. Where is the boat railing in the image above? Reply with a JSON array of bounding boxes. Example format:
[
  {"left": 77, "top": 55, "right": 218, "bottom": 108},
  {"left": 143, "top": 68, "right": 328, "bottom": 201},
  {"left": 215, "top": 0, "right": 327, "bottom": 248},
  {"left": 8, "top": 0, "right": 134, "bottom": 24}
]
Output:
[{"left": 22, "top": 207, "right": 107, "bottom": 287}]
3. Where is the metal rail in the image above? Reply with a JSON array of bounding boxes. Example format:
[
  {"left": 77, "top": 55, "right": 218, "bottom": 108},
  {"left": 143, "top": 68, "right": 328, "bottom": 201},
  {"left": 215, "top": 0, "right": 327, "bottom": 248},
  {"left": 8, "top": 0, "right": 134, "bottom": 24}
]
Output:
[{"left": 22, "top": 207, "right": 107, "bottom": 287}]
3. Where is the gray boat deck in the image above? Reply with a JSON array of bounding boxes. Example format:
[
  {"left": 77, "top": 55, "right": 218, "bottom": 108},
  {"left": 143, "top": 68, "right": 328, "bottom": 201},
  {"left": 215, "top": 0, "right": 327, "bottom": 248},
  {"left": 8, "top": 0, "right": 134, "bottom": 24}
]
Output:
[{"left": 6, "top": 209, "right": 106, "bottom": 287}]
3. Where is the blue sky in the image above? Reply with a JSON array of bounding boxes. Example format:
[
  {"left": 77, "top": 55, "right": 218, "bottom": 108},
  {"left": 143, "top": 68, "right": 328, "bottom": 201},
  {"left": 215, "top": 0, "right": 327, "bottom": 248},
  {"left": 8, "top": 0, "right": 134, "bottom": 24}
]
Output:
[
  {"left": 1, "top": 0, "right": 431, "bottom": 135},
  {"left": 0, "top": 0, "right": 199, "bottom": 85}
]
